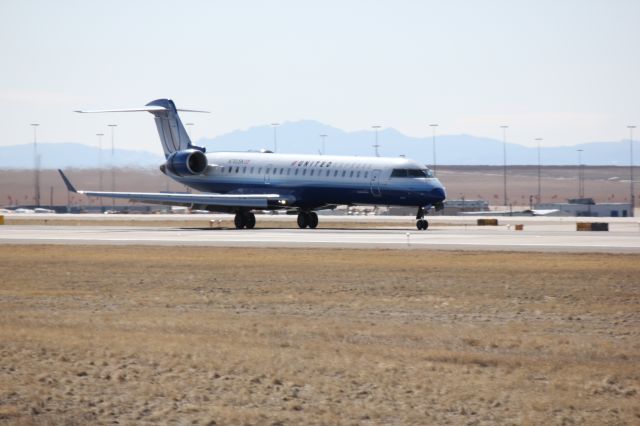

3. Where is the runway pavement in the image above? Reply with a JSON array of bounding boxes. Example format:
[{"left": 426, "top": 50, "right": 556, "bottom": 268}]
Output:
[{"left": 1, "top": 220, "right": 639, "bottom": 252}]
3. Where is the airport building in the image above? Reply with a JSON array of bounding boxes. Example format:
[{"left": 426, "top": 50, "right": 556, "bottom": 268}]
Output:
[
  {"left": 537, "top": 198, "right": 632, "bottom": 217},
  {"left": 388, "top": 199, "right": 489, "bottom": 216},
  {"left": 440, "top": 199, "right": 489, "bottom": 215}
]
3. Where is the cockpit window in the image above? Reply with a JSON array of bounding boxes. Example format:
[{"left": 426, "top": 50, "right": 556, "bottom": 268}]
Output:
[
  {"left": 391, "top": 168, "right": 431, "bottom": 178},
  {"left": 407, "top": 169, "right": 427, "bottom": 178}
]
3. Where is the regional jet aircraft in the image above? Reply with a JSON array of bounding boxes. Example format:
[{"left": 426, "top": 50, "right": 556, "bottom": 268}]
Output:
[{"left": 59, "top": 99, "right": 446, "bottom": 230}]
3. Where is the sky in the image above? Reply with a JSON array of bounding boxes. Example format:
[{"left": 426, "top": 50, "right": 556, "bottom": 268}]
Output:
[{"left": 1, "top": 0, "right": 639, "bottom": 154}]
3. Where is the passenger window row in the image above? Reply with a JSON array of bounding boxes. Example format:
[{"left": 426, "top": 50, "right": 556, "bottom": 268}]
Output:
[{"left": 216, "top": 166, "right": 371, "bottom": 179}]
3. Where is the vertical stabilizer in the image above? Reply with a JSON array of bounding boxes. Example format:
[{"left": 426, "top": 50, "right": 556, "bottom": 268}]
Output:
[{"left": 146, "top": 99, "right": 194, "bottom": 157}]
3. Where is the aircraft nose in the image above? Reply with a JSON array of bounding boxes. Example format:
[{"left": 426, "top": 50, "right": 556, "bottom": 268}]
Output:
[{"left": 430, "top": 185, "right": 446, "bottom": 202}]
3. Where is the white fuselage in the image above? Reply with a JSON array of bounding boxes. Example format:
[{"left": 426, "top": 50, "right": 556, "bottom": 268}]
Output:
[{"left": 168, "top": 151, "right": 446, "bottom": 210}]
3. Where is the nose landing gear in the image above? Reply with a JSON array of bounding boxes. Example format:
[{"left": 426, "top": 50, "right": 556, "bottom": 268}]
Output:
[{"left": 416, "top": 206, "right": 429, "bottom": 231}]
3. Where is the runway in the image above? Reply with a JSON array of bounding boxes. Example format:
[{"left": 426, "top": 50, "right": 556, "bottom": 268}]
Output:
[{"left": 1, "top": 222, "right": 639, "bottom": 252}]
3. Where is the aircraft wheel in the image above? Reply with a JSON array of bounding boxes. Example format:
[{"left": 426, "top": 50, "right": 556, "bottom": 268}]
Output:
[
  {"left": 297, "top": 212, "right": 309, "bottom": 229},
  {"left": 234, "top": 213, "right": 246, "bottom": 229},
  {"left": 308, "top": 212, "right": 318, "bottom": 229},
  {"left": 416, "top": 219, "right": 428, "bottom": 230},
  {"left": 245, "top": 212, "right": 256, "bottom": 229}
]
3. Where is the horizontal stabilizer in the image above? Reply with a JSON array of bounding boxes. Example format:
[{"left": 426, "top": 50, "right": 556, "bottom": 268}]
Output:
[
  {"left": 75, "top": 99, "right": 208, "bottom": 156},
  {"left": 75, "top": 107, "right": 209, "bottom": 114}
]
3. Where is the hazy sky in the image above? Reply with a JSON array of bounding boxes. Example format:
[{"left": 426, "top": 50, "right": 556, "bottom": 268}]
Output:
[{"left": 1, "top": 0, "right": 639, "bottom": 154}]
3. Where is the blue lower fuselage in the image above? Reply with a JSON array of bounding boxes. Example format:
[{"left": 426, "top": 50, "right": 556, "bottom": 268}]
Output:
[{"left": 175, "top": 176, "right": 446, "bottom": 210}]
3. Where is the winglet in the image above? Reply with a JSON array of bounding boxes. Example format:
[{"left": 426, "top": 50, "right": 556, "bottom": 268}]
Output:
[{"left": 58, "top": 169, "right": 78, "bottom": 193}]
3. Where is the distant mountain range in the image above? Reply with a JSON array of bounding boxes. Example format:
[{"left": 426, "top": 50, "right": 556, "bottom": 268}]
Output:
[
  {"left": 199, "top": 120, "right": 636, "bottom": 166},
  {"left": 0, "top": 143, "right": 165, "bottom": 169},
  {"left": 0, "top": 120, "right": 636, "bottom": 169}
]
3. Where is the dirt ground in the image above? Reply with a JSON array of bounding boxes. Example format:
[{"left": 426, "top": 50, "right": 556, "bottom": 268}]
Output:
[
  {"left": 0, "top": 246, "right": 639, "bottom": 425},
  {"left": 1, "top": 166, "right": 638, "bottom": 208}
]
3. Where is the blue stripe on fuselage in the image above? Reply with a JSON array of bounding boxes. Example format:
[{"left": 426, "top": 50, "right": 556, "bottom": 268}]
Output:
[{"left": 172, "top": 176, "right": 445, "bottom": 209}]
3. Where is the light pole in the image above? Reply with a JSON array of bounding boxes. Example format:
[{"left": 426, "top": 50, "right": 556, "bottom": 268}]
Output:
[
  {"left": 183, "top": 122, "right": 195, "bottom": 193},
  {"left": 30, "top": 123, "right": 40, "bottom": 207},
  {"left": 108, "top": 124, "right": 117, "bottom": 207},
  {"left": 429, "top": 124, "right": 438, "bottom": 176},
  {"left": 185, "top": 122, "right": 194, "bottom": 140},
  {"left": 629, "top": 125, "right": 636, "bottom": 217},
  {"left": 577, "top": 149, "right": 584, "bottom": 199},
  {"left": 320, "top": 134, "right": 327, "bottom": 155},
  {"left": 501, "top": 125, "right": 509, "bottom": 207},
  {"left": 271, "top": 123, "right": 279, "bottom": 152},
  {"left": 535, "top": 137, "right": 543, "bottom": 205},
  {"left": 372, "top": 125, "right": 381, "bottom": 157},
  {"left": 97, "top": 133, "right": 104, "bottom": 208}
]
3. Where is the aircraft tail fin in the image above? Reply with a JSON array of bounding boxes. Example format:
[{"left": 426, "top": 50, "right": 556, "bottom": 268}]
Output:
[{"left": 75, "top": 99, "right": 209, "bottom": 157}]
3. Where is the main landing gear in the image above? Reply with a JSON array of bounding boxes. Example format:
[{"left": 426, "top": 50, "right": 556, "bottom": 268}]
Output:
[
  {"left": 234, "top": 211, "right": 256, "bottom": 229},
  {"left": 297, "top": 211, "right": 318, "bottom": 229},
  {"left": 416, "top": 207, "right": 429, "bottom": 231}
]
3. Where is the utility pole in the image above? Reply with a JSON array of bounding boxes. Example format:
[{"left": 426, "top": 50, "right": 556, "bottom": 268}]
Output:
[
  {"left": 97, "top": 133, "right": 104, "bottom": 209},
  {"left": 271, "top": 123, "right": 279, "bottom": 152},
  {"left": 320, "top": 134, "right": 327, "bottom": 155},
  {"left": 577, "top": 149, "right": 584, "bottom": 199},
  {"left": 30, "top": 123, "right": 40, "bottom": 207},
  {"left": 535, "top": 137, "right": 543, "bottom": 205},
  {"left": 629, "top": 125, "right": 636, "bottom": 217},
  {"left": 185, "top": 122, "right": 194, "bottom": 139},
  {"left": 430, "top": 124, "right": 438, "bottom": 176},
  {"left": 108, "top": 124, "right": 117, "bottom": 207},
  {"left": 501, "top": 125, "right": 509, "bottom": 207},
  {"left": 372, "top": 125, "right": 381, "bottom": 157}
]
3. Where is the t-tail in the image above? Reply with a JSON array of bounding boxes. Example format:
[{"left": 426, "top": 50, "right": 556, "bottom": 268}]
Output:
[
  {"left": 75, "top": 98, "right": 208, "bottom": 157},
  {"left": 146, "top": 99, "right": 206, "bottom": 156}
]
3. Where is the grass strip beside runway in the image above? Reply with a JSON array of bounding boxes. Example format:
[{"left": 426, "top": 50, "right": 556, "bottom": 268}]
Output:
[{"left": 1, "top": 246, "right": 638, "bottom": 424}]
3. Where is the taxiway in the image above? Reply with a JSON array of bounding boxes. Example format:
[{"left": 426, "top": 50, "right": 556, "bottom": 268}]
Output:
[{"left": 1, "top": 219, "right": 639, "bottom": 252}]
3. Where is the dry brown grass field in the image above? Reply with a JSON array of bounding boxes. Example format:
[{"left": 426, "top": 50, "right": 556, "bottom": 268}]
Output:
[{"left": 1, "top": 246, "right": 639, "bottom": 425}]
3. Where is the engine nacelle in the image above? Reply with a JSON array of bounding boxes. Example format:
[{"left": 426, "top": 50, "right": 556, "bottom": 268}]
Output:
[{"left": 164, "top": 149, "right": 208, "bottom": 176}]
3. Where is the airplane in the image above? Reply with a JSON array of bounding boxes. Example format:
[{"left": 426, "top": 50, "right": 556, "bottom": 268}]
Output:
[{"left": 59, "top": 98, "right": 446, "bottom": 230}]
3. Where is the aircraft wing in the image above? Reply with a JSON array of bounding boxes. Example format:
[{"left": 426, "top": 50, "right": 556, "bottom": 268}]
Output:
[
  {"left": 460, "top": 210, "right": 535, "bottom": 217},
  {"left": 459, "top": 209, "right": 560, "bottom": 217},
  {"left": 58, "top": 170, "right": 289, "bottom": 209},
  {"left": 531, "top": 209, "right": 560, "bottom": 216}
]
